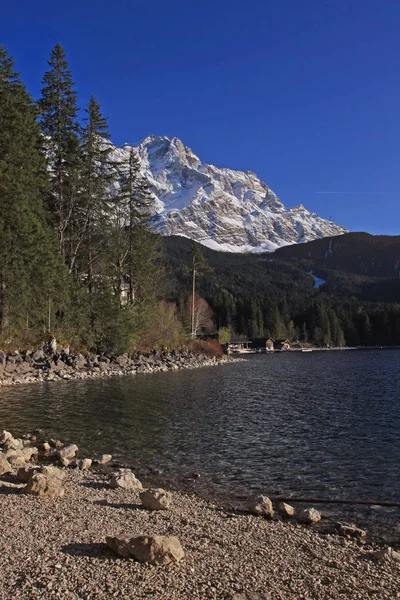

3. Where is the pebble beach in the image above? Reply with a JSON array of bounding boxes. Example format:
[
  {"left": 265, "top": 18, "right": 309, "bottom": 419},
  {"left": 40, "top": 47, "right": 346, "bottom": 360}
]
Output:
[{"left": 0, "top": 466, "right": 399, "bottom": 600}]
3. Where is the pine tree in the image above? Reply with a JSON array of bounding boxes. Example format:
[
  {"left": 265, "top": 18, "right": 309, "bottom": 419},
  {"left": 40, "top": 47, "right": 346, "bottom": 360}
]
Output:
[
  {"left": 78, "top": 96, "right": 115, "bottom": 289},
  {"left": 269, "top": 305, "right": 287, "bottom": 339},
  {"left": 112, "top": 147, "right": 154, "bottom": 304},
  {"left": 38, "top": 43, "right": 81, "bottom": 262},
  {"left": 0, "top": 46, "right": 69, "bottom": 340}
]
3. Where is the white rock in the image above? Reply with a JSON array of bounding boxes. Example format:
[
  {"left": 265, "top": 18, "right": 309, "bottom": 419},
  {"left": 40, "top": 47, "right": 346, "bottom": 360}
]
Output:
[
  {"left": 139, "top": 488, "right": 173, "bottom": 510},
  {"left": 297, "top": 508, "right": 321, "bottom": 524},
  {"left": 247, "top": 494, "right": 274, "bottom": 518},
  {"left": 109, "top": 469, "right": 143, "bottom": 491}
]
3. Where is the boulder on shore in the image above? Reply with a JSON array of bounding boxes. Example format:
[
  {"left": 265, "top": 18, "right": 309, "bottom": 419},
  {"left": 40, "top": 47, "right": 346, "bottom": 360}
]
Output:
[
  {"left": 247, "top": 494, "right": 274, "bottom": 518},
  {"left": 0, "top": 452, "right": 12, "bottom": 475},
  {"left": 106, "top": 534, "right": 185, "bottom": 565},
  {"left": 8, "top": 453, "right": 28, "bottom": 468},
  {"left": 25, "top": 465, "right": 65, "bottom": 498},
  {"left": 3, "top": 437, "right": 24, "bottom": 452},
  {"left": 297, "top": 508, "right": 321, "bottom": 525},
  {"left": 57, "top": 444, "right": 78, "bottom": 460},
  {"left": 277, "top": 502, "right": 295, "bottom": 518},
  {"left": 109, "top": 468, "right": 143, "bottom": 491},
  {"left": 139, "top": 488, "right": 173, "bottom": 510},
  {"left": 71, "top": 458, "right": 92, "bottom": 471},
  {"left": 17, "top": 465, "right": 40, "bottom": 483},
  {"left": 337, "top": 523, "right": 366, "bottom": 539}
]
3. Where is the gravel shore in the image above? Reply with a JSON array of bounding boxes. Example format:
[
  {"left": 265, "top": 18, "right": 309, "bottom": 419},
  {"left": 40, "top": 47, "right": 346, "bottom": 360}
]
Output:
[
  {"left": 0, "top": 469, "right": 399, "bottom": 600},
  {"left": 0, "top": 349, "right": 234, "bottom": 388}
]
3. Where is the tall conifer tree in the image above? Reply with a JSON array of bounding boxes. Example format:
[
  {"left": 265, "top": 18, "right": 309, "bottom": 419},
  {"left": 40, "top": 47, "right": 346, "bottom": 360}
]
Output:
[
  {"left": 38, "top": 43, "right": 81, "bottom": 262},
  {"left": 0, "top": 46, "right": 67, "bottom": 338},
  {"left": 78, "top": 95, "right": 116, "bottom": 290},
  {"left": 114, "top": 147, "right": 155, "bottom": 304}
]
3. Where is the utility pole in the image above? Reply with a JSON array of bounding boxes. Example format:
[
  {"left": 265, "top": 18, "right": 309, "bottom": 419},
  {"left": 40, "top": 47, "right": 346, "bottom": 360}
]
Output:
[
  {"left": 48, "top": 296, "right": 51, "bottom": 334},
  {"left": 191, "top": 258, "right": 196, "bottom": 338}
]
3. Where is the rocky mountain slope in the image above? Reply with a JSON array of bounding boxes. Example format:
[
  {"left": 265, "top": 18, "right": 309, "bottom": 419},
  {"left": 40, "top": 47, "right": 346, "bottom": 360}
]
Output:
[{"left": 111, "top": 135, "right": 347, "bottom": 253}]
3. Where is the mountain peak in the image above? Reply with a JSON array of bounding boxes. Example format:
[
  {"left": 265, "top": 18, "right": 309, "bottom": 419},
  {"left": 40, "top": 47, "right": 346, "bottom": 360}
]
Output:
[{"left": 110, "top": 136, "right": 347, "bottom": 253}]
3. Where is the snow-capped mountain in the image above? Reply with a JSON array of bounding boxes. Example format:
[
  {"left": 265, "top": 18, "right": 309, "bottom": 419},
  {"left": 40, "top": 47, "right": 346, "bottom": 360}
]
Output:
[{"left": 111, "top": 135, "right": 347, "bottom": 253}]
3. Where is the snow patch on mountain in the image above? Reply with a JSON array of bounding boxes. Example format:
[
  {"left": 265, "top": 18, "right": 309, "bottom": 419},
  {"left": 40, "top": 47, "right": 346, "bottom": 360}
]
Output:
[
  {"left": 110, "top": 135, "right": 347, "bottom": 253},
  {"left": 308, "top": 271, "right": 327, "bottom": 289}
]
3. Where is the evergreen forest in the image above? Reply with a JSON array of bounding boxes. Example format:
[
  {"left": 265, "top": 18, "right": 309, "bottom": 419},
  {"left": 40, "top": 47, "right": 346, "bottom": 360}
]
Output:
[{"left": 1, "top": 43, "right": 399, "bottom": 353}]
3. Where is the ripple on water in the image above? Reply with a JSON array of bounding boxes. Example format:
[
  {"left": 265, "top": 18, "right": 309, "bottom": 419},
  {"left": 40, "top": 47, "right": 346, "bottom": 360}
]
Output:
[{"left": 0, "top": 349, "right": 400, "bottom": 538}]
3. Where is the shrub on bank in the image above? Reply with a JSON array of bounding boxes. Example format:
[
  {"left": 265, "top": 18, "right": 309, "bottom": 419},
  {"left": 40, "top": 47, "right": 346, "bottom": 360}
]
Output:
[{"left": 187, "top": 338, "right": 224, "bottom": 358}]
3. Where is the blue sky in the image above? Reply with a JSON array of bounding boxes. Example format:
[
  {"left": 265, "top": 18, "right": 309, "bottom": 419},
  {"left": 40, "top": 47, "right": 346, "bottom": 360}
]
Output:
[{"left": 2, "top": 0, "right": 400, "bottom": 234}]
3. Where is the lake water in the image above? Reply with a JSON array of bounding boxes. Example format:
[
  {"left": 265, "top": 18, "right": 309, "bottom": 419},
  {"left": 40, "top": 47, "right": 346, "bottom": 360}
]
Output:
[{"left": 1, "top": 350, "right": 400, "bottom": 540}]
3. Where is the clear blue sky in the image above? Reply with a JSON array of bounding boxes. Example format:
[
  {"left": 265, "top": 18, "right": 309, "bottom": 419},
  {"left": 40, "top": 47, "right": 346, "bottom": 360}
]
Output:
[{"left": 2, "top": 0, "right": 400, "bottom": 234}]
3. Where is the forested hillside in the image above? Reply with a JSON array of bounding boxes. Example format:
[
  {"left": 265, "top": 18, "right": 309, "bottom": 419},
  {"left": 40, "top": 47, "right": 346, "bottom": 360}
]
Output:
[
  {"left": 162, "top": 236, "right": 400, "bottom": 347},
  {"left": 274, "top": 232, "right": 400, "bottom": 278}
]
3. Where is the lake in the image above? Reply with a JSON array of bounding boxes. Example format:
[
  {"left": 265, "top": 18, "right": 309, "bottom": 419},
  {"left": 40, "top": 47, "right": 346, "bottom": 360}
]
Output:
[{"left": 1, "top": 349, "right": 399, "bottom": 540}]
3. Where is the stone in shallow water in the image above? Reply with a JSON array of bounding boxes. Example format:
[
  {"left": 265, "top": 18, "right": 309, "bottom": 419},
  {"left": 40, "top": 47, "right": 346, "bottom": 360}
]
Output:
[
  {"left": 297, "top": 508, "right": 321, "bottom": 524},
  {"left": 139, "top": 488, "right": 172, "bottom": 510},
  {"left": 93, "top": 453, "right": 112, "bottom": 465},
  {"left": 109, "top": 469, "right": 143, "bottom": 490},
  {"left": 247, "top": 494, "right": 274, "bottom": 518},
  {"left": 106, "top": 534, "right": 185, "bottom": 565}
]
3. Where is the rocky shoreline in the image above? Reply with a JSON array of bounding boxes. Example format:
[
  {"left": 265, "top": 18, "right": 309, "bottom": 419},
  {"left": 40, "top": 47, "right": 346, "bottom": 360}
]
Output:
[
  {"left": 0, "top": 429, "right": 399, "bottom": 599},
  {"left": 0, "top": 348, "right": 234, "bottom": 387}
]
